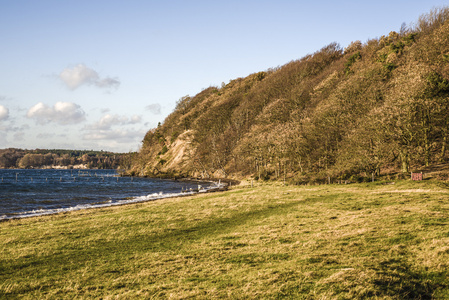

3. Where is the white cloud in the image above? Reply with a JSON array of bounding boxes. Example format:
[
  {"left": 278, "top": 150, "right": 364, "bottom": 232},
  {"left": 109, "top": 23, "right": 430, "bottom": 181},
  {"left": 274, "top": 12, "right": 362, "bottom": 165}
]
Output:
[
  {"left": 13, "top": 132, "right": 25, "bottom": 141},
  {"left": 81, "top": 113, "right": 145, "bottom": 146},
  {"left": 95, "top": 77, "right": 121, "bottom": 88},
  {"left": 0, "top": 133, "right": 7, "bottom": 147},
  {"left": 59, "top": 64, "right": 120, "bottom": 90},
  {"left": 26, "top": 101, "right": 86, "bottom": 125},
  {"left": 92, "top": 114, "right": 126, "bottom": 130},
  {"left": 0, "top": 105, "right": 9, "bottom": 121},
  {"left": 0, "top": 124, "right": 29, "bottom": 132},
  {"left": 130, "top": 115, "right": 142, "bottom": 124},
  {"left": 37, "top": 133, "right": 56, "bottom": 139},
  {"left": 85, "top": 114, "right": 142, "bottom": 130},
  {"left": 83, "top": 128, "right": 145, "bottom": 143},
  {"left": 145, "top": 103, "right": 161, "bottom": 115}
]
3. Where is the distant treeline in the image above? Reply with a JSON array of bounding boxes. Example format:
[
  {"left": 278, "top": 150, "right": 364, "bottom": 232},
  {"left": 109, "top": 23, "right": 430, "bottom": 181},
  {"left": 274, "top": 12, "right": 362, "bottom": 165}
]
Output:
[{"left": 0, "top": 148, "right": 135, "bottom": 169}]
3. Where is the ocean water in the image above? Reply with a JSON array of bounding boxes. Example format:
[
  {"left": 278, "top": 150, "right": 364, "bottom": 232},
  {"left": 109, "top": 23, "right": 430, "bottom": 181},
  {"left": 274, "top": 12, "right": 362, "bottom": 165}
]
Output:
[{"left": 0, "top": 169, "right": 216, "bottom": 220}]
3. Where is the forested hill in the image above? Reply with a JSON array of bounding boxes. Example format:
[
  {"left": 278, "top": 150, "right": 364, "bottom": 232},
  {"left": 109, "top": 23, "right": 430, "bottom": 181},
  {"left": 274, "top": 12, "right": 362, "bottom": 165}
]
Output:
[{"left": 129, "top": 8, "right": 449, "bottom": 183}]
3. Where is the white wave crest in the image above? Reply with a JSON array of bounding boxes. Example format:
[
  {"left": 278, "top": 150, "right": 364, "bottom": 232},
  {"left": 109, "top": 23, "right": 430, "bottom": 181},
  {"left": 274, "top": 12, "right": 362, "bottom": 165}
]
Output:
[{"left": 0, "top": 183, "right": 224, "bottom": 220}]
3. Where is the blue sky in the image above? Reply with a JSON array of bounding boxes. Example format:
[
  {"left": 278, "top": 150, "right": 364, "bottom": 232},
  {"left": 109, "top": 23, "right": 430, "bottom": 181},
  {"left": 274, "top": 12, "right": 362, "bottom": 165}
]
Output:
[{"left": 1, "top": 0, "right": 448, "bottom": 152}]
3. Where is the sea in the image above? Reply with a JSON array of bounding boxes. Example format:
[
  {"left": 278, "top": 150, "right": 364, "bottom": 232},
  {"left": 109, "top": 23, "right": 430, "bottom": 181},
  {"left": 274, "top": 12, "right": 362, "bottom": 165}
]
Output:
[{"left": 0, "top": 169, "right": 217, "bottom": 220}]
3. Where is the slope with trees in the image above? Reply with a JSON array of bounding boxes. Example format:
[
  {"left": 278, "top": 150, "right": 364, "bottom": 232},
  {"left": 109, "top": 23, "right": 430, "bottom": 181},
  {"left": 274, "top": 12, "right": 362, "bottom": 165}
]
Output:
[{"left": 129, "top": 7, "right": 449, "bottom": 183}]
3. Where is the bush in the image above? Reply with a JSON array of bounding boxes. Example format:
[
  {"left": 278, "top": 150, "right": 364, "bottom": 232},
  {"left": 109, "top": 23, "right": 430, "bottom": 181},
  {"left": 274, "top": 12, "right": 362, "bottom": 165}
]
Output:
[
  {"left": 170, "top": 132, "right": 180, "bottom": 143},
  {"left": 396, "top": 173, "right": 408, "bottom": 180},
  {"left": 344, "top": 51, "right": 361, "bottom": 74},
  {"left": 160, "top": 145, "right": 168, "bottom": 155},
  {"left": 383, "top": 62, "right": 396, "bottom": 71}
]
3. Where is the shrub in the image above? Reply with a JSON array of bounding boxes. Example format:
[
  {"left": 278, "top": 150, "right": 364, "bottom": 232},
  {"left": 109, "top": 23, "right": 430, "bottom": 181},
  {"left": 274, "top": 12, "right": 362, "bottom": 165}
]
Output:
[
  {"left": 383, "top": 62, "right": 396, "bottom": 71},
  {"left": 344, "top": 51, "right": 361, "bottom": 74},
  {"left": 160, "top": 145, "right": 168, "bottom": 155}
]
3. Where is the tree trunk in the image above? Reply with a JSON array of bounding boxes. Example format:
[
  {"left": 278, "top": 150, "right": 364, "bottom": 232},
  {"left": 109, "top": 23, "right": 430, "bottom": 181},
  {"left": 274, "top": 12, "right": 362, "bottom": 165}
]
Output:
[
  {"left": 298, "top": 157, "right": 303, "bottom": 174},
  {"left": 423, "top": 124, "right": 431, "bottom": 166},
  {"left": 441, "top": 135, "right": 447, "bottom": 162},
  {"left": 399, "top": 149, "right": 409, "bottom": 173}
]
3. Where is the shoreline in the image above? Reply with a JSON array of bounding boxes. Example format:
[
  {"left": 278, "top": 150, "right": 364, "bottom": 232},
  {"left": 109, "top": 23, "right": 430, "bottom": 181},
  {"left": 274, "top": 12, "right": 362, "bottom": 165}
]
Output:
[
  {"left": 120, "top": 173, "right": 241, "bottom": 186},
  {"left": 0, "top": 179, "right": 230, "bottom": 222}
]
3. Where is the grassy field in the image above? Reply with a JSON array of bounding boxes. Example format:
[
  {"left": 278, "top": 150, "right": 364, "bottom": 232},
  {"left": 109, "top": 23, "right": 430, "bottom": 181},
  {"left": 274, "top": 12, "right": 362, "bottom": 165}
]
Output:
[{"left": 1, "top": 180, "right": 449, "bottom": 299}]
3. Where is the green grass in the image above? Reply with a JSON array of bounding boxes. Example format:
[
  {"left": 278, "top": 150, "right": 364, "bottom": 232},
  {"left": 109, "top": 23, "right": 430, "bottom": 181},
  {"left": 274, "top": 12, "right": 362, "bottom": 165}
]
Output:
[{"left": 1, "top": 180, "right": 449, "bottom": 299}]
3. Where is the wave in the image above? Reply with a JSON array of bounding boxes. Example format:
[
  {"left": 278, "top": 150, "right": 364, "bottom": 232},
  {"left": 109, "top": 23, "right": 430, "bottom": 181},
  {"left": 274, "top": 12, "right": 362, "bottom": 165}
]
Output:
[{"left": 0, "top": 184, "right": 224, "bottom": 221}]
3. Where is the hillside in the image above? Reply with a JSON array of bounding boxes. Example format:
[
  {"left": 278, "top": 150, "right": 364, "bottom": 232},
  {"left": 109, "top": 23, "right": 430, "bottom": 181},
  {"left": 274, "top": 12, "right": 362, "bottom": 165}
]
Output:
[{"left": 129, "top": 8, "right": 449, "bottom": 183}]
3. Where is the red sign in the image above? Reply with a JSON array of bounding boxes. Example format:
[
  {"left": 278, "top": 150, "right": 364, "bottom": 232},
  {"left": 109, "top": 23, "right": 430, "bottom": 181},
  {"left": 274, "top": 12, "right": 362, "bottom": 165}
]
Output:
[{"left": 411, "top": 173, "right": 423, "bottom": 181}]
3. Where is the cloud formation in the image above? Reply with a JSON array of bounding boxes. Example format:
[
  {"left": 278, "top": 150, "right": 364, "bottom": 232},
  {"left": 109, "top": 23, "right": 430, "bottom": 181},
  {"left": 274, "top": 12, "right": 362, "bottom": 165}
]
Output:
[
  {"left": 82, "top": 113, "right": 144, "bottom": 145},
  {"left": 0, "top": 105, "right": 9, "bottom": 121},
  {"left": 83, "top": 128, "right": 144, "bottom": 143},
  {"left": 59, "top": 64, "right": 120, "bottom": 90},
  {"left": 13, "top": 132, "right": 25, "bottom": 141},
  {"left": 37, "top": 133, "right": 56, "bottom": 139},
  {"left": 26, "top": 102, "right": 86, "bottom": 125},
  {"left": 145, "top": 103, "right": 161, "bottom": 115},
  {"left": 85, "top": 114, "right": 142, "bottom": 130},
  {"left": 0, "top": 133, "right": 6, "bottom": 147}
]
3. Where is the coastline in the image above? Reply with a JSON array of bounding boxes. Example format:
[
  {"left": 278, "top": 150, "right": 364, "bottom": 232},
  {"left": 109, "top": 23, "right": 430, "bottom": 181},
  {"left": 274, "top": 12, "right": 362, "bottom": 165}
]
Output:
[
  {"left": 0, "top": 168, "right": 228, "bottom": 221},
  {"left": 0, "top": 172, "right": 230, "bottom": 221}
]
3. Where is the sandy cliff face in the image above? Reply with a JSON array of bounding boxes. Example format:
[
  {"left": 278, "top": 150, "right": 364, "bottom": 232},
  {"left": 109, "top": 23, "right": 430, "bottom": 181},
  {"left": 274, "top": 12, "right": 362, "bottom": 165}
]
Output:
[
  {"left": 162, "top": 130, "right": 196, "bottom": 173},
  {"left": 130, "top": 130, "right": 199, "bottom": 178}
]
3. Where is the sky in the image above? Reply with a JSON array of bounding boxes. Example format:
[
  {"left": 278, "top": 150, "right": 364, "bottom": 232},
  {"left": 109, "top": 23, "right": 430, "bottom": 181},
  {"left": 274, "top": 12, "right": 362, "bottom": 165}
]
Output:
[{"left": 1, "top": 0, "right": 448, "bottom": 153}]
